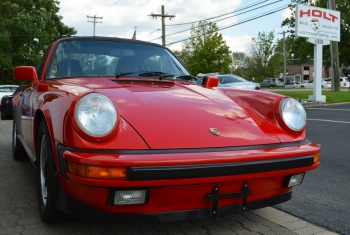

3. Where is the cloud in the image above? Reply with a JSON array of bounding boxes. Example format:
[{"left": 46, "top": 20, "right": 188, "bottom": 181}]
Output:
[
  {"left": 57, "top": 0, "right": 289, "bottom": 53},
  {"left": 223, "top": 35, "right": 252, "bottom": 52},
  {"left": 282, "top": 6, "right": 292, "bottom": 20}
]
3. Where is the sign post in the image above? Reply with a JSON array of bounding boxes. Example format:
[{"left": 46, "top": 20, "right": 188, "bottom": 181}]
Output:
[
  {"left": 306, "top": 38, "right": 329, "bottom": 102},
  {"left": 295, "top": 4, "right": 340, "bottom": 102}
]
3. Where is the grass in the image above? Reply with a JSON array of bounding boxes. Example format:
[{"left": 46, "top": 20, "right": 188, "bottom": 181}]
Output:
[{"left": 263, "top": 89, "right": 350, "bottom": 103}]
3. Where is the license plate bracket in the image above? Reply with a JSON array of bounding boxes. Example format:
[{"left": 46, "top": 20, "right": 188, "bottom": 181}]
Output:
[{"left": 204, "top": 183, "right": 252, "bottom": 215}]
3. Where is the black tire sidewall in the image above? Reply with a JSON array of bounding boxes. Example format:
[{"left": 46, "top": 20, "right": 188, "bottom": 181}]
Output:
[{"left": 36, "top": 121, "right": 65, "bottom": 223}]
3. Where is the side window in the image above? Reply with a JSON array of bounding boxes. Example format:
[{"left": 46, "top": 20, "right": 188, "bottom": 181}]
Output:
[{"left": 37, "top": 46, "right": 52, "bottom": 81}]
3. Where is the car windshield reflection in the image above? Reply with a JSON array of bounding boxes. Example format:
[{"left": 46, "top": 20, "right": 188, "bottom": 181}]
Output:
[{"left": 46, "top": 39, "right": 191, "bottom": 81}]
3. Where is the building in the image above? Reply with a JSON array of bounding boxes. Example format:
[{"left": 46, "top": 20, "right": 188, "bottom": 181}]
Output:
[{"left": 286, "top": 59, "right": 346, "bottom": 82}]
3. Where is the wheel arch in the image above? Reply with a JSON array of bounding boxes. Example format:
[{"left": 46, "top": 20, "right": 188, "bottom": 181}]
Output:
[{"left": 34, "top": 110, "right": 57, "bottom": 165}]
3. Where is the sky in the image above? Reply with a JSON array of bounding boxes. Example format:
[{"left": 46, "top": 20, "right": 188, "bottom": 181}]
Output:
[{"left": 57, "top": 0, "right": 293, "bottom": 53}]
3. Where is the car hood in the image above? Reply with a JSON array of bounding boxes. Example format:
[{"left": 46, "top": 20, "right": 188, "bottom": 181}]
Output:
[{"left": 64, "top": 79, "right": 280, "bottom": 149}]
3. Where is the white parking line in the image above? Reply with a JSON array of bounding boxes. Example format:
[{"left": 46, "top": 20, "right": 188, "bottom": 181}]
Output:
[{"left": 307, "top": 119, "right": 350, "bottom": 124}]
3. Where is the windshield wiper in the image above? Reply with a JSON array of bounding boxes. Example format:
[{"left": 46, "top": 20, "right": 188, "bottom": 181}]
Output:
[
  {"left": 115, "top": 72, "right": 136, "bottom": 78},
  {"left": 139, "top": 71, "right": 175, "bottom": 80},
  {"left": 176, "top": 75, "right": 197, "bottom": 82}
]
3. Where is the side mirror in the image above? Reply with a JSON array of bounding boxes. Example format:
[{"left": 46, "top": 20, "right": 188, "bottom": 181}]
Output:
[
  {"left": 14, "top": 66, "right": 39, "bottom": 83},
  {"left": 202, "top": 76, "right": 219, "bottom": 89},
  {"left": 14, "top": 66, "right": 48, "bottom": 92}
]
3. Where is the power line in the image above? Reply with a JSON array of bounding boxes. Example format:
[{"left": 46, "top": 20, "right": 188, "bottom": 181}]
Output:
[
  {"left": 166, "top": 5, "right": 288, "bottom": 46},
  {"left": 166, "top": 0, "right": 272, "bottom": 27},
  {"left": 162, "top": 0, "right": 284, "bottom": 40}
]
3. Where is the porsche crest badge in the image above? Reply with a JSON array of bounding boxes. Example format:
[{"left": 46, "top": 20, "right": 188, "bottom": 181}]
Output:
[{"left": 209, "top": 128, "right": 220, "bottom": 136}]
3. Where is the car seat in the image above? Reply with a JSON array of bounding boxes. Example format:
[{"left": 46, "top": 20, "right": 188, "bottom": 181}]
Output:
[{"left": 58, "top": 59, "right": 83, "bottom": 77}]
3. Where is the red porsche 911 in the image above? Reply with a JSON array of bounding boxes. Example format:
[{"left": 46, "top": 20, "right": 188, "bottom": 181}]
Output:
[{"left": 12, "top": 37, "right": 320, "bottom": 223}]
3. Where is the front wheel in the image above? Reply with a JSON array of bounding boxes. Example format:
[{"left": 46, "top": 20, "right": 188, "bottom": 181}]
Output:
[{"left": 36, "top": 121, "right": 65, "bottom": 223}]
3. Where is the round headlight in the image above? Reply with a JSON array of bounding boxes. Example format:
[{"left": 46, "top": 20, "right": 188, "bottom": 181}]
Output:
[
  {"left": 75, "top": 93, "right": 117, "bottom": 137},
  {"left": 280, "top": 98, "right": 306, "bottom": 131}
]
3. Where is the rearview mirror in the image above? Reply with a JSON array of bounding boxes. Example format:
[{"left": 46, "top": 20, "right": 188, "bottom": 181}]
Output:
[{"left": 109, "top": 49, "right": 135, "bottom": 56}]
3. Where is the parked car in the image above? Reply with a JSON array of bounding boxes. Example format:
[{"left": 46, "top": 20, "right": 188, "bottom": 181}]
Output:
[
  {"left": 1, "top": 85, "right": 24, "bottom": 120},
  {"left": 285, "top": 81, "right": 301, "bottom": 88},
  {"left": 260, "top": 78, "right": 285, "bottom": 88},
  {"left": 197, "top": 74, "right": 260, "bottom": 90},
  {"left": 12, "top": 36, "right": 320, "bottom": 223},
  {"left": 300, "top": 79, "right": 331, "bottom": 88},
  {"left": 324, "top": 77, "right": 349, "bottom": 88},
  {"left": 0, "top": 85, "right": 19, "bottom": 101},
  {"left": 340, "top": 77, "right": 350, "bottom": 87},
  {"left": 197, "top": 72, "right": 220, "bottom": 79}
]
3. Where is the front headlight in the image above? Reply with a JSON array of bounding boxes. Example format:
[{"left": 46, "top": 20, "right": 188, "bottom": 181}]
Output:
[
  {"left": 279, "top": 98, "right": 306, "bottom": 132},
  {"left": 75, "top": 93, "right": 117, "bottom": 137}
]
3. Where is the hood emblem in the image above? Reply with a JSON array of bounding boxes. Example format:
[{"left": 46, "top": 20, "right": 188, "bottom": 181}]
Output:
[{"left": 209, "top": 128, "right": 220, "bottom": 136}]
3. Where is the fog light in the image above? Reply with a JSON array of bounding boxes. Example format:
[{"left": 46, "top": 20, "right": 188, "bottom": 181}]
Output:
[
  {"left": 283, "top": 173, "right": 305, "bottom": 187},
  {"left": 114, "top": 190, "right": 147, "bottom": 205}
]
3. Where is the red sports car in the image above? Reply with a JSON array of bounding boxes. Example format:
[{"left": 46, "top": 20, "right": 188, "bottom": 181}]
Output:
[{"left": 12, "top": 37, "right": 320, "bottom": 223}]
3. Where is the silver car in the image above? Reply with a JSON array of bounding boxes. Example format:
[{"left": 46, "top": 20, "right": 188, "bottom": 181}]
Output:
[
  {"left": 197, "top": 74, "right": 260, "bottom": 90},
  {"left": 285, "top": 81, "right": 301, "bottom": 88},
  {"left": 0, "top": 85, "right": 19, "bottom": 101}
]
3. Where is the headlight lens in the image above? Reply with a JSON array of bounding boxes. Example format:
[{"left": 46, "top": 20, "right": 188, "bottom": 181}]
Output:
[
  {"left": 75, "top": 93, "right": 117, "bottom": 137},
  {"left": 280, "top": 98, "right": 306, "bottom": 131}
]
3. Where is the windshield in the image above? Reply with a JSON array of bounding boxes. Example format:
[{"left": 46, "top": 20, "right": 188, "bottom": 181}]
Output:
[{"left": 46, "top": 39, "right": 190, "bottom": 80}]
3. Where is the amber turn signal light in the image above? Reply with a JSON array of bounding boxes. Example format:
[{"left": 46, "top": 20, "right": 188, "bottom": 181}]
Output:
[
  {"left": 67, "top": 161, "right": 127, "bottom": 179},
  {"left": 314, "top": 153, "right": 319, "bottom": 164}
]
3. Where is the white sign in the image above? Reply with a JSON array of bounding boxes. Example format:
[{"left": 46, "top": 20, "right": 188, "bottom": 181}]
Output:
[{"left": 295, "top": 4, "right": 340, "bottom": 42}]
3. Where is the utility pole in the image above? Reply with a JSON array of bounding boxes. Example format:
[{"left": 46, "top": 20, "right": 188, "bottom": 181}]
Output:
[
  {"left": 328, "top": 0, "right": 340, "bottom": 91},
  {"left": 87, "top": 15, "right": 103, "bottom": 36},
  {"left": 150, "top": 5, "right": 175, "bottom": 46},
  {"left": 278, "top": 31, "right": 287, "bottom": 81},
  {"left": 87, "top": 15, "right": 102, "bottom": 70}
]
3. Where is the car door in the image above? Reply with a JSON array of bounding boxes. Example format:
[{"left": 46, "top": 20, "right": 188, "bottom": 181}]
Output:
[
  {"left": 19, "top": 46, "right": 52, "bottom": 155},
  {"left": 20, "top": 87, "right": 36, "bottom": 154}
]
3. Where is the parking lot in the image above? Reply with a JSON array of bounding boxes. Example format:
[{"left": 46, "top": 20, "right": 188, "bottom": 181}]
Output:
[
  {"left": 276, "top": 103, "right": 350, "bottom": 235},
  {"left": 0, "top": 110, "right": 343, "bottom": 235}
]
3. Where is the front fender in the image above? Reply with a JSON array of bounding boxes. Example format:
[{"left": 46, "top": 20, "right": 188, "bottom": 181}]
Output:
[{"left": 217, "top": 88, "right": 306, "bottom": 142}]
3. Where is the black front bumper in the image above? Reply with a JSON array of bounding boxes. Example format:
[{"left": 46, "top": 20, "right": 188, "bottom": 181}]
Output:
[{"left": 53, "top": 173, "right": 292, "bottom": 223}]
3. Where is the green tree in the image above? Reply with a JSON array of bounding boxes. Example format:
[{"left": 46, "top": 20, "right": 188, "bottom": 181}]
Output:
[
  {"left": 268, "top": 38, "right": 289, "bottom": 78},
  {"left": 0, "top": 0, "right": 76, "bottom": 84},
  {"left": 184, "top": 21, "right": 232, "bottom": 76},
  {"left": 231, "top": 51, "right": 250, "bottom": 78},
  {"left": 172, "top": 42, "right": 191, "bottom": 66},
  {"left": 231, "top": 51, "right": 246, "bottom": 70},
  {"left": 246, "top": 31, "right": 276, "bottom": 81}
]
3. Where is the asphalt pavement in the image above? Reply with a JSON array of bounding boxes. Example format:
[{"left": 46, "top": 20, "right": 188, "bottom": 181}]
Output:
[
  {"left": 0, "top": 117, "right": 340, "bottom": 235},
  {"left": 276, "top": 102, "right": 350, "bottom": 235}
]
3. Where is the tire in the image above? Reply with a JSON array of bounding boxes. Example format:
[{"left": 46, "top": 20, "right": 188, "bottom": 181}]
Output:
[
  {"left": 12, "top": 119, "right": 28, "bottom": 160},
  {"left": 36, "top": 121, "right": 65, "bottom": 223},
  {"left": 300, "top": 85, "right": 304, "bottom": 88}
]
